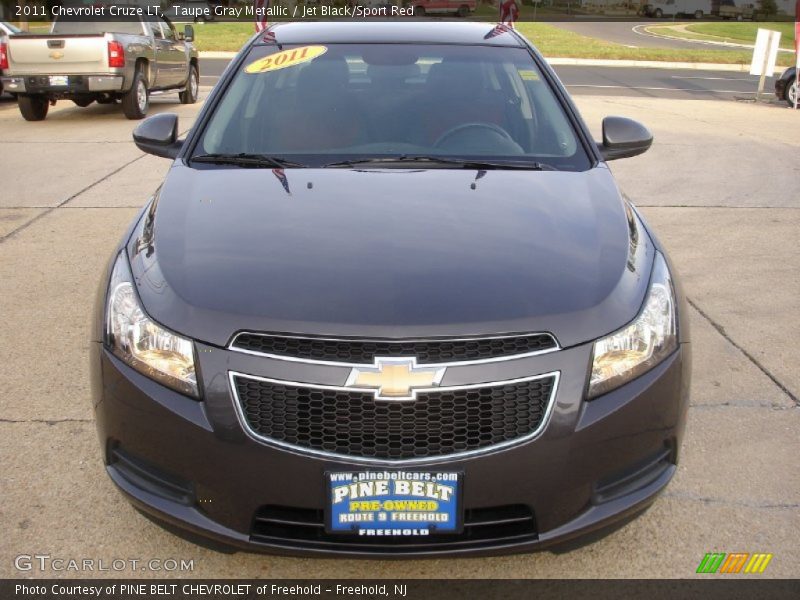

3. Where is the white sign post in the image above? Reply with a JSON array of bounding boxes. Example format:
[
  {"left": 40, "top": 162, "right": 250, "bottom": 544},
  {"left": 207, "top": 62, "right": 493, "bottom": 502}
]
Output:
[{"left": 749, "top": 28, "right": 782, "bottom": 102}]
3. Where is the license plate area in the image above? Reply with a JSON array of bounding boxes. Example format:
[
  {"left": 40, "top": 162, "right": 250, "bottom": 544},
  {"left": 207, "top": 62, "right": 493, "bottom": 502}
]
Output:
[
  {"left": 326, "top": 471, "right": 463, "bottom": 536},
  {"left": 49, "top": 75, "right": 69, "bottom": 87}
]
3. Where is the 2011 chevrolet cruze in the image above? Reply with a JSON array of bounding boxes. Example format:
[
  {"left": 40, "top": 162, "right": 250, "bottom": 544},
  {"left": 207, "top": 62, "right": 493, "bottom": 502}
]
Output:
[{"left": 91, "top": 21, "right": 691, "bottom": 556}]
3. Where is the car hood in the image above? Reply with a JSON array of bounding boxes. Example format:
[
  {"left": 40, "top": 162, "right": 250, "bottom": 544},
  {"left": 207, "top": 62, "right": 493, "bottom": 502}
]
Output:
[{"left": 128, "top": 165, "right": 654, "bottom": 349}]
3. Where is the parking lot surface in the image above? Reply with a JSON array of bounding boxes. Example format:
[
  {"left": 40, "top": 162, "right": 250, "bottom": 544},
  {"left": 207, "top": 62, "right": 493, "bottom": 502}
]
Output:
[{"left": 0, "top": 90, "right": 798, "bottom": 578}]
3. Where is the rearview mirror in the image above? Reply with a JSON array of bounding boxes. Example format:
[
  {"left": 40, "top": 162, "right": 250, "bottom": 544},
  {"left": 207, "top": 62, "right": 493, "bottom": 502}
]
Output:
[
  {"left": 184, "top": 25, "right": 195, "bottom": 43},
  {"left": 133, "top": 113, "right": 182, "bottom": 159},
  {"left": 598, "top": 116, "right": 652, "bottom": 161}
]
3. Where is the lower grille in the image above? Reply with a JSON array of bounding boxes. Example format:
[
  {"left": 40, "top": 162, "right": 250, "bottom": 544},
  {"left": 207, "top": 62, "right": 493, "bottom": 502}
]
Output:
[
  {"left": 233, "top": 374, "right": 557, "bottom": 462},
  {"left": 109, "top": 446, "right": 194, "bottom": 506},
  {"left": 251, "top": 504, "right": 537, "bottom": 552}
]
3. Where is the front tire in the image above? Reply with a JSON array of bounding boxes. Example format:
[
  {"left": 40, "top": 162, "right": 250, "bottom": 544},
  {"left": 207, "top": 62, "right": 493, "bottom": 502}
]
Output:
[
  {"left": 122, "top": 68, "right": 149, "bottom": 120},
  {"left": 179, "top": 64, "right": 199, "bottom": 105},
  {"left": 654, "top": 8, "right": 663, "bottom": 18},
  {"left": 456, "top": 4, "right": 469, "bottom": 17},
  {"left": 18, "top": 95, "right": 49, "bottom": 121}
]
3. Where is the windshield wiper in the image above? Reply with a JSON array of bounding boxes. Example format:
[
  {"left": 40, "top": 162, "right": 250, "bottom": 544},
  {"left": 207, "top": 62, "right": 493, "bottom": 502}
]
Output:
[
  {"left": 322, "top": 155, "right": 557, "bottom": 170},
  {"left": 191, "top": 153, "right": 305, "bottom": 168}
]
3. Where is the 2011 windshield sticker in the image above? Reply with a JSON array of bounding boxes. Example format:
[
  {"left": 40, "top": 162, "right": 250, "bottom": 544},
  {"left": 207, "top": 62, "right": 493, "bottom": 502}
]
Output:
[{"left": 244, "top": 46, "right": 328, "bottom": 74}]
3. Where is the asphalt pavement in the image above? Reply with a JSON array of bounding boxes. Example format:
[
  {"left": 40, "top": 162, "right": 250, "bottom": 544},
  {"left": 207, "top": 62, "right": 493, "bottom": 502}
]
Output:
[
  {"left": 0, "top": 79, "right": 798, "bottom": 578},
  {"left": 196, "top": 58, "right": 780, "bottom": 101}
]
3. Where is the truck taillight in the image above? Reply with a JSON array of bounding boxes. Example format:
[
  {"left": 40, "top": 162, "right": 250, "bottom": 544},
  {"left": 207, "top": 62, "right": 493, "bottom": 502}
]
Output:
[
  {"left": 0, "top": 42, "right": 9, "bottom": 71},
  {"left": 107, "top": 41, "right": 125, "bottom": 68}
]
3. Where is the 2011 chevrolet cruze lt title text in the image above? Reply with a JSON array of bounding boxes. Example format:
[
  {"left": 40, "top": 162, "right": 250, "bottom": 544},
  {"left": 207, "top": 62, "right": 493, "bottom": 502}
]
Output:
[{"left": 91, "top": 21, "right": 691, "bottom": 556}]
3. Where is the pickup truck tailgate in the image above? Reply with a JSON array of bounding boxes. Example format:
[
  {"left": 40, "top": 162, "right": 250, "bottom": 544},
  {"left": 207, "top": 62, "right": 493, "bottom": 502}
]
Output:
[{"left": 7, "top": 34, "right": 109, "bottom": 74}]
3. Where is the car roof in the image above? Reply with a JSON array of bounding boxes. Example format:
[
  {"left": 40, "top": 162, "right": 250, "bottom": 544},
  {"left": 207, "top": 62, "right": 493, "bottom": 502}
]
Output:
[{"left": 258, "top": 21, "right": 526, "bottom": 48}]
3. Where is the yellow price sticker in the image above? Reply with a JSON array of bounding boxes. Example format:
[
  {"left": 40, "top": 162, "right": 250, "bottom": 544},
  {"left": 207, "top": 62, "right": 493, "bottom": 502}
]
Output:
[
  {"left": 244, "top": 45, "right": 328, "bottom": 74},
  {"left": 518, "top": 69, "right": 540, "bottom": 81}
]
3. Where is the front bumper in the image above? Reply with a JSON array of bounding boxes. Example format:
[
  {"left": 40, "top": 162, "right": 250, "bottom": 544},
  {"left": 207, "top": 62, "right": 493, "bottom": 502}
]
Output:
[
  {"left": 1, "top": 74, "right": 124, "bottom": 95},
  {"left": 92, "top": 340, "right": 690, "bottom": 557}
]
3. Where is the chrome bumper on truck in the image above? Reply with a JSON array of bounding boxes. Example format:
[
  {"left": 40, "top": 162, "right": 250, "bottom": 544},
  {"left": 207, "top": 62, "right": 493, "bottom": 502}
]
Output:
[{"left": 1, "top": 74, "right": 124, "bottom": 94}]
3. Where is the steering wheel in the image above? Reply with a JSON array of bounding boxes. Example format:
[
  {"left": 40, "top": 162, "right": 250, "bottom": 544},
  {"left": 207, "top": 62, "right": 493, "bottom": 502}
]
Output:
[{"left": 433, "top": 122, "right": 516, "bottom": 150}]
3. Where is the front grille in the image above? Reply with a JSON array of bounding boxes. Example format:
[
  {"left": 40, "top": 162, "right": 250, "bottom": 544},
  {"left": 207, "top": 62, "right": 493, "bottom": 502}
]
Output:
[
  {"left": 251, "top": 504, "right": 537, "bottom": 552},
  {"left": 230, "top": 333, "right": 557, "bottom": 364},
  {"left": 233, "top": 374, "right": 556, "bottom": 462}
]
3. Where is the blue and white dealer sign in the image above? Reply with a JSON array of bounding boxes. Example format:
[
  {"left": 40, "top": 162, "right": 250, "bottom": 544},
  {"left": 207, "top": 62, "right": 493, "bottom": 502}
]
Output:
[{"left": 327, "top": 471, "right": 462, "bottom": 536}]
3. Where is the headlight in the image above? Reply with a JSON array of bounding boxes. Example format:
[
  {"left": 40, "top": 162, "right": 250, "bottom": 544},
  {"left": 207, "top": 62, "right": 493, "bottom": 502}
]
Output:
[
  {"left": 588, "top": 252, "right": 677, "bottom": 399},
  {"left": 105, "top": 252, "right": 198, "bottom": 397}
]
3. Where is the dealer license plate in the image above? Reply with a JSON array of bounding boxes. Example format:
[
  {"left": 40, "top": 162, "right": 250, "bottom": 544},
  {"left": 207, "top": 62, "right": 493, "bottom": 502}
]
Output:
[
  {"left": 49, "top": 76, "right": 69, "bottom": 87},
  {"left": 326, "top": 471, "right": 462, "bottom": 536}
]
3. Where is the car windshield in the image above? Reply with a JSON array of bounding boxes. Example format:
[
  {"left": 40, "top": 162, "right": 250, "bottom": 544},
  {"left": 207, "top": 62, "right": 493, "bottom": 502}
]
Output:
[{"left": 196, "top": 43, "right": 591, "bottom": 170}]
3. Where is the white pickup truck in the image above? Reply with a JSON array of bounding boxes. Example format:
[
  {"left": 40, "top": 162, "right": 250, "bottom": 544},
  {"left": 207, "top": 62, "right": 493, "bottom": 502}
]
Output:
[{"left": 0, "top": 12, "right": 199, "bottom": 121}]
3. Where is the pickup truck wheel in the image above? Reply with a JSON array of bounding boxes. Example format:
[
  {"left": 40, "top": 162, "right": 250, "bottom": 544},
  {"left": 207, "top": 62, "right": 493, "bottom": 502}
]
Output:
[
  {"left": 457, "top": 4, "right": 469, "bottom": 17},
  {"left": 122, "top": 69, "right": 149, "bottom": 120},
  {"left": 18, "top": 95, "right": 49, "bottom": 121},
  {"left": 787, "top": 80, "right": 798, "bottom": 108},
  {"left": 179, "top": 64, "right": 199, "bottom": 105}
]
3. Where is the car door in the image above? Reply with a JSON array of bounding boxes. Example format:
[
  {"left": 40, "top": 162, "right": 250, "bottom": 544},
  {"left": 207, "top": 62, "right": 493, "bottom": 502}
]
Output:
[{"left": 153, "top": 19, "right": 185, "bottom": 87}]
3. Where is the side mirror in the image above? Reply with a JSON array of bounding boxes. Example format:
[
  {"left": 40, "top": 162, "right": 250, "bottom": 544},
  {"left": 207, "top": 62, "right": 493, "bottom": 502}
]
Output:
[
  {"left": 133, "top": 113, "right": 182, "bottom": 159},
  {"left": 598, "top": 116, "right": 652, "bottom": 161},
  {"left": 184, "top": 25, "right": 194, "bottom": 43}
]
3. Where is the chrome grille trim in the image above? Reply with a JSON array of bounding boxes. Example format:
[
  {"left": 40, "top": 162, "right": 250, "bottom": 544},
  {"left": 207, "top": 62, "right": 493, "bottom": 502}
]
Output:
[
  {"left": 228, "top": 370, "right": 560, "bottom": 465},
  {"left": 227, "top": 332, "right": 560, "bottom": 367}
]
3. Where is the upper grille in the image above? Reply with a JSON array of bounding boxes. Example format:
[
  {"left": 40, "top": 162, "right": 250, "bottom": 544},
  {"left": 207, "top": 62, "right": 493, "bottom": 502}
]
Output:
[
  {"left": 233, "top": 374, "right": 556, "bottom": 462},
  {"left": 230, "top": 333, "right": 558, "bottom": 364}
]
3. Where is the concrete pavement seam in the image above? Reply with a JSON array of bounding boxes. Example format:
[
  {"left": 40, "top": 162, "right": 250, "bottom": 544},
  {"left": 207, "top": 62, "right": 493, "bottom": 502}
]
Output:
[
  {"left": 663, "top": 490, "right": 800, "bottom": 510},
  {"left": 688, "top": 298, "right": 799, "bottom": 407},
  {"left": 638, "top": 205, "right": 800, "bottom": 209},
  {"left": 1, "top": 206, "right": 142, "bottom": 209},
  {"left": 0, "top": 418, "right": 93, "bottom": 424},
  {"left": 689, "top": 402, "right": 795, "bottom": 410},
  {"left": 0, "top": 154, "right": 145, "bottom": 246}
]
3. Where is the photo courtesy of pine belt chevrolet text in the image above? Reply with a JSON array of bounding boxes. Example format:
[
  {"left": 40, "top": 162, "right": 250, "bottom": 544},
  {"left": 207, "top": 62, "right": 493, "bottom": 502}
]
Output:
[{"left": 90, "top": 21, "right": 691, "bottom": 557}]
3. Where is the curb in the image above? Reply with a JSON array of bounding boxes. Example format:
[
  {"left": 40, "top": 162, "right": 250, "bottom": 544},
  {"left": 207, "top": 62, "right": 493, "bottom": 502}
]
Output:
[
  {"left": 544, "top": 58, "right": 753, "bottom": 72},
  {"left": 634, "top": 24, "right": 794, "bottom": 55},
  {"left": 198, "top": 51, "right": 755, "bottom": 71},
  {"left": 200, "top": 51, "right": 238, "bottom": 58}
]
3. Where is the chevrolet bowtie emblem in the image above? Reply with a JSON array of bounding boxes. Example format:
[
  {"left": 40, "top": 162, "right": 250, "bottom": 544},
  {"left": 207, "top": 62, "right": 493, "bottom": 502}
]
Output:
[
  {"left": 49, "top": 51, "right": 64, "bottom": 60},
  {"left": 346, "top": 358, "right": 446, "bottom": 401}
]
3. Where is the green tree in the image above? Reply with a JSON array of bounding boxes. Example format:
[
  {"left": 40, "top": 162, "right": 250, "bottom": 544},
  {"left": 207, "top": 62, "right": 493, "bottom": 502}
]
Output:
[{"left": 758, "top": 0, "right": 778, "bottom": 17}]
